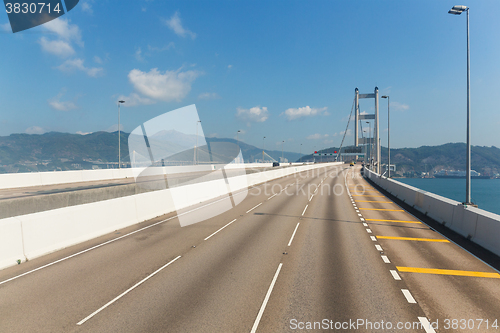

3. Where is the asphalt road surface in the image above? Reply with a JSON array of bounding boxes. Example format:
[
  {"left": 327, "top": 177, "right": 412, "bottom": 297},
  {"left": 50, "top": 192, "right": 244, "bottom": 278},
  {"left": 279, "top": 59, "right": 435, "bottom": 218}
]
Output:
[{"left": 0, "top": 164, "right": 499, "bottom": 332}]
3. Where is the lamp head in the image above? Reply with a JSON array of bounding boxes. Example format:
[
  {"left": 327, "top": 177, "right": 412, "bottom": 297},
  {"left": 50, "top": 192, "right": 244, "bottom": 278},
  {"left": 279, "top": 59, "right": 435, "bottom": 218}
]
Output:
[{"left": 449, "top": 5, "right": 467, "bottom": 15}]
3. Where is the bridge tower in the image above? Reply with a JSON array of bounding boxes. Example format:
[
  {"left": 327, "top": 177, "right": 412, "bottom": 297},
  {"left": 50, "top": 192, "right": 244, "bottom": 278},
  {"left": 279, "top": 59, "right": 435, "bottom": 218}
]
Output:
[{"left": 355, "top": 87, "right": 380, "bottom": 174}]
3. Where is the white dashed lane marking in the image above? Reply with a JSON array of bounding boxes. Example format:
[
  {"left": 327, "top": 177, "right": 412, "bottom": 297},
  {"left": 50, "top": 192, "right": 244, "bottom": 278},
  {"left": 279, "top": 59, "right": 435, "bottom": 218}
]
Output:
[{"left": 402, "top": 289, "right": 417, "bottom": 303}]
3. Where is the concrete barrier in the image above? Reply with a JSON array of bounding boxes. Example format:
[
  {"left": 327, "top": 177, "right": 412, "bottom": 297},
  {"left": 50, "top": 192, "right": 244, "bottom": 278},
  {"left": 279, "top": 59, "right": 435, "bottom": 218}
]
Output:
[
  {"left": 0, "top": 217, "right": 25, "bottom": 269},
  {"left": 363, "top": 167, "right": 500, "bottom": 257},
  {"left": 0, "top": 162, "right": 342, "bottom": 270},
  {"left": 0, "top": 164, "right": 278, "bottom": 190},
  {"left": 20, "top": 196, "right": 139, "bottom": 260}
]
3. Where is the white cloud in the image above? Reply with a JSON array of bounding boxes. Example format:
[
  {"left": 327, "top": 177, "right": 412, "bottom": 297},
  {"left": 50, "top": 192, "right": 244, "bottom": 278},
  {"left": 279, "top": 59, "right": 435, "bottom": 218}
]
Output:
[
  {"left": 116, "top": 92, "right": 154, "bottom": 107},
  {"left": 93, "top": 56, "right": 103, "bottom": 64},
  {"left": 198, "top": 92, "right": 220, "bottom": 100},
  {"left": 43, "top": 18, "right": 83, "bottom": 46},
  {"left": 76, "top": 131, "right": 92, "bottom": 135},
  {"left": 1, "top": 23, "right": 11, "bottom": 32},
  {"left": 148, "top": 43, "right": 175, "bottom": 52},
  {"left": 127, "top": 68, "right": 200, "bottom": 102},
  {"left": 38, "top": 37, "right": 75, "bottom": 58},
  {"left": 134, "top": 47, "right": 144, "bottom": 62},
  {"left": 382, "top": 86, "right": 392, "bottom": 94},
  {"left": 107, "top": 124, "right": 125, "bottom": 132},
  {"left": 25, "top": 126, "right": 46, "bottom": 135},
  {"left": 391, "top": 101, "right": 410, "bottom": 111},
  {"left": 48, "top": 92, "right": 77, "bottom": 111},
  {"left": 163, "top": 12, "right": 196, "bottom": 39},
  {"left": 281, "top": 106, "right": 328, "bottom": 121},
  {"left": 307, "top": 133, "right": 329, "bottom": 140},
  {"left": 340, "top": 129, "right": 352, "bottom": 136},
  {"left": 57, "top": 58, "right": 103, "bottom": 77},
  {"left": 360, "top": 111, "right": 369, "bottom": 115},
  {"left": 81, "top": 1, "right": 93, "bottom": 14},
  {"left": 236, "top": 106, "right": 269, "bottom": 123},
  {"left": 228, "top": 65, "right": 233, "bottom": 69}
]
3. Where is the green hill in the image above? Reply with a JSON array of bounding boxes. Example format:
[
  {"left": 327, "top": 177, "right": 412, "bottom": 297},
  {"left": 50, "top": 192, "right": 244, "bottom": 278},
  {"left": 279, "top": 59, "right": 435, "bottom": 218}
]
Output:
[
  {"left": 0, "top": 132, "right": 302, "bottom": 173},
  {"left": 299, "top": 143, "right": 500, "bottom": 177}
]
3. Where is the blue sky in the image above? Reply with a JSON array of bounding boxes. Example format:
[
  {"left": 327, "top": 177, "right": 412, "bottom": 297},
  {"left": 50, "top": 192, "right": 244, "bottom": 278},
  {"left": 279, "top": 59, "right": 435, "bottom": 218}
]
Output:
[{"left": 0, "top": 0, "right": 499, "bottom": 154}]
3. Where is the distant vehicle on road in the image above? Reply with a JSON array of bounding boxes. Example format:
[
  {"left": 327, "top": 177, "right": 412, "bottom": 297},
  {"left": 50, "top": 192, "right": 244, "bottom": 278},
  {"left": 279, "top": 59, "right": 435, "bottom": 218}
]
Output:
[
  {"left": 273, "top": 162, "right": 280, "bottom": 167},
  {"left": 350, "top": 162, "right": 354, "bottom": 166}
]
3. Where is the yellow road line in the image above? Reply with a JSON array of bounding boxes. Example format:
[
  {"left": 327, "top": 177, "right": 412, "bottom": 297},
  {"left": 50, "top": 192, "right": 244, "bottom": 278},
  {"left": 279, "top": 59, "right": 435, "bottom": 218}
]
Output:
[
  {"left": 377, "top": 236, "right": 449, "bottom": 243},
  {"left": 397, "top": 266, "right": 500, "bottom": 279},
  {"left": 355, "top": 200, "right": 393, "bottom": 203},
  {"left": 359, "top": 208, "right": 404, "bottom": 212},
  {"left": 366, "top": 219, "right": 421, "bottom": 224},
  {"left": 351, "top": 195, "right": 386, "bottom": 197}
]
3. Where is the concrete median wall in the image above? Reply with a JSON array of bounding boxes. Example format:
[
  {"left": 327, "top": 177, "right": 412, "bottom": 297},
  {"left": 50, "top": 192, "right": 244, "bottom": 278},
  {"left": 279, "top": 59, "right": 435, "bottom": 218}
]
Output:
[
  {"left": 363, "top": 168, "right": 500, "bottom": 257},
  {"left": 0, "top": 163, "right": 278, "bottom": 190},
  {"left": 0, "top": 162, "right": 342, "bottom": 270}
]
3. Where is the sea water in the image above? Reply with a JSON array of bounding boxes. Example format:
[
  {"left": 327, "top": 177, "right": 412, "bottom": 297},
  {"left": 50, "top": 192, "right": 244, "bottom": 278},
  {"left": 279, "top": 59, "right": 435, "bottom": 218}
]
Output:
[{"left": 395, "top": 178, "right": 500, "bottom": 216}]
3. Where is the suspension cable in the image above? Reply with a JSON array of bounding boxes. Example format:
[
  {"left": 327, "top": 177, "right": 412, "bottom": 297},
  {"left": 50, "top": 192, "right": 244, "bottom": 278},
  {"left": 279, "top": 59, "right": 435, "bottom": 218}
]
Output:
[{"left": 337, "top": 97, "right": 355, "bottom": 160}]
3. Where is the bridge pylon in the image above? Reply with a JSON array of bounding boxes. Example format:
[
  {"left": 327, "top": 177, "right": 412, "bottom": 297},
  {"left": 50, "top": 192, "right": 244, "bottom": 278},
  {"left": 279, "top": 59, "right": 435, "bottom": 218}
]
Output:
[{"left": 355, "top": 87, "right": 380, "bottom": 174}]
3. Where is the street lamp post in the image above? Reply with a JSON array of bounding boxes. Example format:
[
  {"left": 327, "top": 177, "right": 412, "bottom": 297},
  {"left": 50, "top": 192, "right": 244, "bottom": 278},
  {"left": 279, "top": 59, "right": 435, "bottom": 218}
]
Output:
[
  {"left": 382, "top": 95, "right": 390, "bottom": 177},
  {"left": 449, "top": 4, "right": 472, "bottom": 205},
  {"left": 117, "top": 100, "right": 125, "bottom": 168},
  {"left": 281, "top": 141, "right": 284, "bottom": 162},
  {"left": 237, "top": 130, "right": 241, "bottom": 147},
  {"left": 366, "top": 121, "right": 371, "bottom": 168},
  {"left": 262, "top": 136, "right": 266, "bottom": 163},
  {"left": 300, "top": 143, "right": 302, "bottom": 160}
]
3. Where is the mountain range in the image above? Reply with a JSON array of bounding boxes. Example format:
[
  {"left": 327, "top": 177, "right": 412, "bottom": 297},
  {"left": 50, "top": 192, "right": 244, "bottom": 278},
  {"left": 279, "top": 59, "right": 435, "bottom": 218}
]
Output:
[
  {"left": 0, "top": 131, "right": 499, "bottom": 176},
  {"left": 0, "top": 131, "right": 301, "bottom": 173},
  {"left": 299, "top": 143, "right": 500, "bottom": 177}
]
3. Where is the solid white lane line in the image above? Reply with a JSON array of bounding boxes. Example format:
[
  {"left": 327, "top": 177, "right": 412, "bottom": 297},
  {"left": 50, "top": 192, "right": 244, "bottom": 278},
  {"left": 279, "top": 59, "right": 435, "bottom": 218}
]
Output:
[
  {"left": 246, "top": 203, "right": 263, "bottom": 213},
  {"left": 370, "top": 236, "right": 377, "bottom": 241},
  {"left": 381, "top": 255, "right": 390, "bottom": 263},
  {"left": 77, "top": 256, "right": 181, "bottom": 325},
  {"left": 0, "top": 189, "right": 250, "bottom": 286},
  {"left": 402, "top": 289, "right": 417, "bottom": 303},
  {"left": 204, "top": 219, "right": 238, "bottom": 241},
  {"left": 268, "top": 193, "right": 278, "bottom": 200},
  {"left": 390, "top": 270, "right": 401, "bottom": 280},
  {"left": 302, "top": 205, "right": 308, "bottom": 216},
  {"left": 250, "top": 263, "right": 283, "bottom": 333},
  {"left": 375, "top": 245, "right": 383, "bottom": 251},
  {"left": 288, "top": 223, "right": 300, "bottom": 246},
  {"left": 366, "top": 229, "right": 372, "bottom": 234},
  {"left": 418, "top": 317, "right": 437, "bottom": 333}
]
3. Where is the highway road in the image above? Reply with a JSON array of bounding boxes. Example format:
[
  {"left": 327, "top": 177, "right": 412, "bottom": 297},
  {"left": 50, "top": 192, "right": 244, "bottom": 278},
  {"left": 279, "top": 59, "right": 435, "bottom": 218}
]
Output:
[
  {"left": 0, "top": 165, "right": 282, "bottom": 201},
  {"left": 0, "top": 164, "right": 499, "bottom": 332},
  {"left": 0, "top": 165, "right": 288, "bottom": 219}
]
